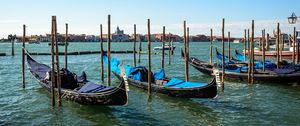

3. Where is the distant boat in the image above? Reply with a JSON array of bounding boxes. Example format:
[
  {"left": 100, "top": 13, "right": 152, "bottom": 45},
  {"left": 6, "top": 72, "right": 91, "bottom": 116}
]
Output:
[
  {"left": 212, "top": 38, "right": 218, "bottom": 42},
  {"left": 28, "top": 41, "right": 40, "bottom": 44},
  {"left": 153, "top": 44, "right": 175, "bottom": 51},
  {"left": 48, "top": 42, "right": 68, "bottom": 46},
  {"left": 233, "top": 40, "right": 240, "bottom": 43}
]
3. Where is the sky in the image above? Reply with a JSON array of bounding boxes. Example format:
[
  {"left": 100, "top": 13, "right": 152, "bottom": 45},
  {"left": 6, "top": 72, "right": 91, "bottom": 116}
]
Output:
[{"left": 0, "top": 0, "right": 299, "bottom": 38}]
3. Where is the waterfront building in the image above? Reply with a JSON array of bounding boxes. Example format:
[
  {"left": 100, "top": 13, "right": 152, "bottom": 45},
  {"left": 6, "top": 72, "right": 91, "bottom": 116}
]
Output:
[
  {"left": 85, "top": 35, "right": 99, "bottom": 42},
  {"left": 111, "top": 26, "right": 130, "bottom": 42}
]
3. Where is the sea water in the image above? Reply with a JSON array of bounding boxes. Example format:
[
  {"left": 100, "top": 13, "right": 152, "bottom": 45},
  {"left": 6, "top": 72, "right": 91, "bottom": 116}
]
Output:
[{"left": 0, "top": 42, "right": 300, "bottom": 125}]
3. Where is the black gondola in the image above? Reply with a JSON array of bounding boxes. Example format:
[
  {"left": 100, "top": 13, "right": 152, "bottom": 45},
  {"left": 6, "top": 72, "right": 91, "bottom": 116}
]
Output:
[
  {"left": 113, "top": 73, "right": 217, "bottom": 98},
  {"left": 185, "top": 51, "right": 300, "bottom": 83},
  {"left": 104, "top": 54, "right": 218, "bottom": 98},
  {"left": 26, "top": 51, "right": 128, "bottom": 105}
]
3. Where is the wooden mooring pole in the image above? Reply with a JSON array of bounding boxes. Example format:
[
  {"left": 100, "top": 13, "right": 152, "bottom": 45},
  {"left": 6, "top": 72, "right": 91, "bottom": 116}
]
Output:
[
  {"left": 168, "top": 33, "right": 171, "bottom": 65},
  {"left": 266, "top": 33, "right": 270, "bottom": 51},
  {"left": 100, "top": 24, "right": 104, "bottom": 82},
  {"left": 276, "top": 23, "right": 280, "bottom": 69},
  {"left": 65, "top": 23, "right": 68, "bottom": 69},
  {"left": 247, "top": 29, "right": 250, "bottom": 59},
  {"left": 247, "top": 28, "right": 251, "bottom": 83},
  {"left": 279, "top": 32, "right": 282, "bottom": 61},
  {"left": 187, "top": 28, "right": 190, "bottom": 56},
  {"left": 138, "top": 35, "right": 142, "bottom": 63},
  {"left": 161, "top": 26, "right": 166, "bottom": 69},
  {"left": 161, "top": 26, "right": 165, "bottom": 69},
  {"left": 281, "top": 34, "right": 284, "bottom": 61},
  {"left": 244, "top": 29, "right": 246, "bottom": 62},
  {"left": 51, "top": 16, "right": 56, "bottom": 107},
  {"left": 147, "top": 19, "right": 151, "bottom": 95},
  {"left": 107, "top": 15, "right": 111, "bottom": 86},
  {"left": 183, "top": 21, "right": 189, "bottom": 81},
  {"left": 228, "top": 32, "right": 231, "bottom": 59},
  {"left": 22, "top": 25, "right": 26, "bottom": 88},
  {"left": 267, "top": 33, "right": 270, "bottom": 52},
  {"left": 210, "top": 29, "right": 213, "bottom": 65},
  {"left": 251, "top": 20, "right": 255, "bottom": 84},
  {"left": 297, "top": 28, "right": 299, "bottom": 64},
  {"left": 12, "top": 35, "right": 15, "bottom": 56},
  {"left": 262, "top": 29, "right": 266, "bottom": 72},
  {"left": 133, "top": 24, "right": 137, "bottom": 67},
  {"left": 187, "top": 27, "right": 190, "bottom": 80},
  {"left": 54, "top": 17, "right": 62, "bottom": 106},
  {"left": 293, "top": 27, "right": 296, "bottom": 66},
  {"left": 171, "top": 37, "right": 174, "bottom": 55},
  {"left": 221, "top": 18, "right": 225, "bottom": 90}
]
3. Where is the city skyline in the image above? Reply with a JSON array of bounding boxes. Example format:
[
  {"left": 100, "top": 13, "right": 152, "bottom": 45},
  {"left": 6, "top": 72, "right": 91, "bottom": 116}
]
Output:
[{"left": 0, "top": 0, "right": 299, "bottom": 38}]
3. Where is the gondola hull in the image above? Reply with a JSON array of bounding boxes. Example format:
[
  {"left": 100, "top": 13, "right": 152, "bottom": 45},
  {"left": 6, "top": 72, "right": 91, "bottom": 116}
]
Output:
[
  {"left": 26, "top": 53, "right": 128, "bottom": 105},
  {"left": 113, "top": 72, "right": 217, "bottom": 98},
  {"left": 189, "top": 57, "right": 300, "bottom": 83},
  {"left": 37, "top": 80, "right": 128, "bottom": 105}
]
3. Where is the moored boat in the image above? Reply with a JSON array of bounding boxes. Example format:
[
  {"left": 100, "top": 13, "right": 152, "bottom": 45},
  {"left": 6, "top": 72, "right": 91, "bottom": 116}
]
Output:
[
  {"left": 233, "top": 40, "right": 240, "bottom": 43},
  {"left": 26, "top": 50, "right": 128, "bottom": 105},
  {"left": 244, "top": 49, "right": 300, "bottom": 58},
  {"left": 187, "top": 55, "right": 300, "bottom": 83},
  {"left": 153, "top": 44, "right": 175, "bottom": 51},
  {"left": 104, "top": 53, "right": 218, "bottom": 98}
]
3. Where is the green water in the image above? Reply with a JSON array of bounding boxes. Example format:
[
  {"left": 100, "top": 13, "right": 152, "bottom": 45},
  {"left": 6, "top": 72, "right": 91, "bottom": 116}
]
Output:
[{"left": 1, "top": 42, "right": 300, "bottom": 125}]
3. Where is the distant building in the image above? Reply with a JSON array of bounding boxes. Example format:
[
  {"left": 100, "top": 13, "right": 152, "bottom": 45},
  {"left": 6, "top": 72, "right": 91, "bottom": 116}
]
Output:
[
  {"left": 85, "top": 35, "right": 99, "bottom": 42},
  {"left": 150, "top": 33, "right": 182, "bottom": 42},
  {"left": 38, "top": 34, "right": 51, "bottom": 42},
  {"left": 213, "top": 36, "right": 236, "bottom": 42},
  {"left": 69, "top": 34, "right": 86, "bottom": 42},
  {"left": 112, "top": 26, "right": 130, "bottom": 42},
  {"left": 190, "top": 34, "right": 209, "bottom": 42}
]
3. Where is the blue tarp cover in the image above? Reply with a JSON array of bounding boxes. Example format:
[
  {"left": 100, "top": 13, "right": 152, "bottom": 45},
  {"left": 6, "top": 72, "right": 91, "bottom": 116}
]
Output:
[
  {"left": 216, "top": 50, "right": 230, "bottom": 63},
  {"left": 77, "top": 82, "right": 113, "bottom": 93},
  {"left": 129, "top": 66, "right": 150, "bottom": 82},
  {"left": 163, "top": 78, "right": 209, "bottom": 88},
  {"left": 235, "top": 50, "right": 249, "bottom": 62},
  {"left": 154, "top": 69, "right": 165, "bottom": 80},
  {"left": 103, "top": 54, "right": 132, "bottom": 77},
  {"left": 103, "top": 53, "right": 210, "bottom": 88},
  {"left": 103, "top": 53, "right": 163, "bottom": 82}
]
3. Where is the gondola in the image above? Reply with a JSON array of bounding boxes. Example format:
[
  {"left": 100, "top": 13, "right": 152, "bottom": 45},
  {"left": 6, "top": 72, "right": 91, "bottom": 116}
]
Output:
[
  {"left": 153, "top": 44, "right": 176, "bottom": 51},
  {"left": 184, "top": 50, "right": 300, "bottom": 83},
  {"left": 25, "top": 50, "right": 128, "bottom": 105},
  {"left": 104, "top": 54, "right": 218, "bottom": 98},
  {"left": 216, "top": 49, "right": 277, "bottom": 69},
  {"left": 235, "top": 49, "right": 295, "bottom": 70}
]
